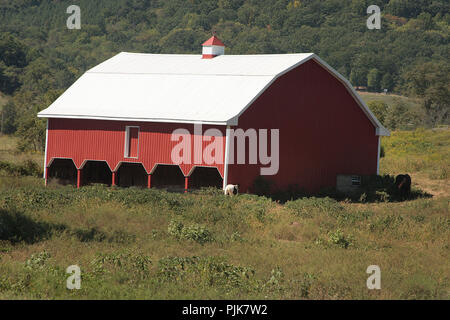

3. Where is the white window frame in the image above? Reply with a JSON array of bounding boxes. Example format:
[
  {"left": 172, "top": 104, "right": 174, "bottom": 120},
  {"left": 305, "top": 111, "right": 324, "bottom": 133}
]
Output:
[{"left": 124, "top": 126, "right": 140, "bottom": 159}]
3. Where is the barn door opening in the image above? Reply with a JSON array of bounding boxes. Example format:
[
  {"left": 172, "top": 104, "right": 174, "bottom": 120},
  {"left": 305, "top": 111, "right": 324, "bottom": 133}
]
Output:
[
  {"left": 117, "top": 162, "right": 147, "bottom": 187},
  {"left": 48, "top": 158, "right": 77, "bottom": 186},
  {"left": 151, "top": 164, "right": 185, "bottom": 190},
  {"left": 189, "top": 167, "right": 223, "bottom": 189},
  {"left": 82, "top": 161, "right": 112, "bottom": 186},
  {"left": 124, "top": 126, "right": 139, "bottom": 158}
]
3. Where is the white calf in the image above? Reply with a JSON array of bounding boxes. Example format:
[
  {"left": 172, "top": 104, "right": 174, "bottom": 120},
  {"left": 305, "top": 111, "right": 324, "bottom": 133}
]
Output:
[{"left": 224, "top": 184, "right": 239, "bottom": 196}]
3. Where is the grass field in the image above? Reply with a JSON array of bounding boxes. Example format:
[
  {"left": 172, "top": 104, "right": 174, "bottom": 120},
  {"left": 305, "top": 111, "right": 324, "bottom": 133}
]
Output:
[
  {"left": 359, "top": 92, "right": 422, "bottom": 110},
  {"left": 0, "top": 129, "right": 448, "bottom": 299}
]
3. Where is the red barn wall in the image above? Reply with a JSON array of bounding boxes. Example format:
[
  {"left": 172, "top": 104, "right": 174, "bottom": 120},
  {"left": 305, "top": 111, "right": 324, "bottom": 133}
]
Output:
[
  {"left": 227, "top": 59, "right": 379, "bottom": 193},
  {"left": 46, "top": 119, "right": 226, "bottom": 178}
]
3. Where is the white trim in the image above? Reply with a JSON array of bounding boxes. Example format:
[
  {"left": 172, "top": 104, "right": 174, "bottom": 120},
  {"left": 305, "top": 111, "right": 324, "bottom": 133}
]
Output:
[
  {"left": 377, "top": 136, "right": 381, "bottom": 175},
  {"left": 43, "top": 119, "right": 49, "bottom": 178},
  {"left": 223, "top": 125, "right": 231, "bottom": 190},
  {"left": 124, "top": 126, "right": 140, "bottom": 159},
  {"left": 37, "top": 114, "right": 230, "bottom": 126}
]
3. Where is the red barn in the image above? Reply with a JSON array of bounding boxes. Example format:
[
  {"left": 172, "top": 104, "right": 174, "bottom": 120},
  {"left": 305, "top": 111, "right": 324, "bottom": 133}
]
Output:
[{"left": 38, "top": 36, "right": 389, "bottom": 193}]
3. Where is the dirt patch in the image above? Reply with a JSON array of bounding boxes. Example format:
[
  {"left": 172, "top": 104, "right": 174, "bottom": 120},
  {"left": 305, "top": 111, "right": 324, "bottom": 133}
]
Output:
[{"left": 410, "top": 173, "right": 449, "bottom": 198}]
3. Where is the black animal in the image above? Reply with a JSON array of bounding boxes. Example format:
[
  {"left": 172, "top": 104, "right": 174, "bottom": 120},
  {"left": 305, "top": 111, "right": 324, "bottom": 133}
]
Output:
[{"left": 395, "top": 174, "right": 411, "bottom": 199}]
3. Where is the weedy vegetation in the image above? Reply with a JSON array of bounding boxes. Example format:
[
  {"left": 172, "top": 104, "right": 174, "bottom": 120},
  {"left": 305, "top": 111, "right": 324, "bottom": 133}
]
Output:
[{"left": 0, "top": 129, "right": 448, "bottom": 299}]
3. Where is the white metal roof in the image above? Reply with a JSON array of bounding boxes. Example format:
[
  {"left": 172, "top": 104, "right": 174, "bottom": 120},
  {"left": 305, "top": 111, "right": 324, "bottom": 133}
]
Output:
[{"left": 38, "top": 52, "right": 389, "bottom": 136}]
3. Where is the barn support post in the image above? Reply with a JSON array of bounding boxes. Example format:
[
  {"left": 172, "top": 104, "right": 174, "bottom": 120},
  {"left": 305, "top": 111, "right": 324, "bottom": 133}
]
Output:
[
  {"left": 112, "top": 171, "right": 117, "bottom": 187},
  {"left": 43, "top": 119, "right": 49, "bottom": 181},
  {"left": 77, "top": 169, "right": 82, "bottom": 189},
  {"left": 147, "top": 174, "right": 152, "bottom": 189},
  {"left": 184, "top": 176, "right": 189, "bottom": 193}
]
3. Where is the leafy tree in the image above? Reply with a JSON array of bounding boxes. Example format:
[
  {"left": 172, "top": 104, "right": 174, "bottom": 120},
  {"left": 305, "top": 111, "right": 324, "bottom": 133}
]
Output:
[
  {"left": 384, "top": 99, "right": 424, "bottom": 130},
  {"left": 368, "top": 101, "right": 388, "bottom": 125},
  {"left": 0, "top": 101, "right": 17, "bottom": 134},
  {"left": 402, "top": 62, "right": 449, "bottom": 126},
  {"left": 381, "top": 73, "right": 394, "bottom": 92},
  {"left": 367, "top": 68, "right": 381, "bottom": 92},
  {"left": 350, "top": 68, "right": 367, "bottom": 87}
]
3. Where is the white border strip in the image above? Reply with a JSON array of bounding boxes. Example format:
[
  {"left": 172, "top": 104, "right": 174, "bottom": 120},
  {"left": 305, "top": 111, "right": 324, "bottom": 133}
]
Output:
[
  {"left": 43, "top": 119, "right": 49, "bottom": 179},
  {"left": 377, "top": 136, "right": 381, "bottom": 175},
  {"left": 222, "top": 125, "right": 231, "bottom": 189}
]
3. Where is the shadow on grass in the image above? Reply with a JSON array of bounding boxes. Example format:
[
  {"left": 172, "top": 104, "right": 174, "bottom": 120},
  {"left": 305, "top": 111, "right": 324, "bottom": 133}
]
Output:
[
  {"left": 0, "top": 209, "right": 66, "bottom": 244},
  {"left": 0, "top": 209, "right": 134, "bottom": 245},
  {"left": 251, "top": 175, "right": 433, "bottom": 204},
  {"left": 69, "top": 227, "right": 107, "bottom": 242}
]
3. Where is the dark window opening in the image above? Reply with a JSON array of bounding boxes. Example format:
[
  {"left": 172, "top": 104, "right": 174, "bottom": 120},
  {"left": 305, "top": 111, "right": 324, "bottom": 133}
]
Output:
[
  {"left": 151, "top": 164, "right": 184, "bottom": 189},
  {"left": 189, "top": 167, "right": 222, "bottom": 189},
  {"left": 351, "top": 175, "right": 361, "bottom": 186},
  {"left": 117, "top": 162, "right": 147, "bottom": 188},
  {"left": 83, "top": 161, "right": 112, "bottom": 186},
  {"left": 48, "top": 159, "right": 77, "bottom": 186}
]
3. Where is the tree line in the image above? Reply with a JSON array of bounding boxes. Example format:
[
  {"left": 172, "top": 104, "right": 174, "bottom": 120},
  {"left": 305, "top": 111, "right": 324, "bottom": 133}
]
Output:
[{"left": 0, "top": 0, "right": 448, "bottom": 150}]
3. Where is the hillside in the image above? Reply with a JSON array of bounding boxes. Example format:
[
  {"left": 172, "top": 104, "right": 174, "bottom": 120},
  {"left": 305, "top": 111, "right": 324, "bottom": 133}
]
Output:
[{"left": 0, "top": 0, "right": 449, "bottom": 149}]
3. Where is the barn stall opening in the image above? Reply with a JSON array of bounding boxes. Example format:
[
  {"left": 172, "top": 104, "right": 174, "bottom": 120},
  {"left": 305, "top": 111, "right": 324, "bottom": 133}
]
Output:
[
  {"left": 116, "top": 162, "right": 147, "bottom": 188},
  {"left": 151, "top": 164, "right": 185, "bottom": 189},
  {"left": 47, "top": 158, "right": 77, "bottom": 186},
  {"left": 189, "top": 167, "right": 223, "bottom": 189},
  {"left": 81, "top": 161, "right": 112, "bottom": 186}
]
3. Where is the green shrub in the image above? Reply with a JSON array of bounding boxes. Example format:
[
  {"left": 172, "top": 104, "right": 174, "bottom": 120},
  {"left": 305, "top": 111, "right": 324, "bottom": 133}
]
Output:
[
  {"left": 328, "top": 229, "right": 353, "bottom": 249},
  {"left": 90, "top": 251, "right": 151, "bottom": 278},
  {"left": 157, "top": 256, "right": 255, "bottom": 289},
  {"left": 25, "top": 251, "right": 51, "bottom": 270},
  {"left": 0, "top": 160, "right": 42, "bottom": 177},
  {"left": 167, "top": 220, "right": 214, "bottom": 244}
]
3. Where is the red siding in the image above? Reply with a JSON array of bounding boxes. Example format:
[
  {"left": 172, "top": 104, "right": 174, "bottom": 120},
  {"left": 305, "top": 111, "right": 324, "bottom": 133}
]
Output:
[
  {"left": 227, "top": 59, "right": 378, "bottom": 193},
  {"left": 46, "top": 120, "right": 226, "bottom": 178}
]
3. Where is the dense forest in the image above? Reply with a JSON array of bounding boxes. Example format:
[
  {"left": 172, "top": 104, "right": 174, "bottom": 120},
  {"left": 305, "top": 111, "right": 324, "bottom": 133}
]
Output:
[{"left": 0, "top": 0, "right": 449, "bottom": 150}]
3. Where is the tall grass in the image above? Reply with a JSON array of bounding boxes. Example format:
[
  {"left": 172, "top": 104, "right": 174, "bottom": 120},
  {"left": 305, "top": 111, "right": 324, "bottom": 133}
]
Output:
[
  {"left": 381, "top": 128, "right": 449, "bottom": 180},
  {"left": 0, "top": 178, "right": 448, "bottom": 299}
]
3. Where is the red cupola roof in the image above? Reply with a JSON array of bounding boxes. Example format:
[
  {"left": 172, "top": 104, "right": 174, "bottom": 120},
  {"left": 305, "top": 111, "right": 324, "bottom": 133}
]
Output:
[{"left": 202, "top": 35, "right": 225, "bottom": 47}]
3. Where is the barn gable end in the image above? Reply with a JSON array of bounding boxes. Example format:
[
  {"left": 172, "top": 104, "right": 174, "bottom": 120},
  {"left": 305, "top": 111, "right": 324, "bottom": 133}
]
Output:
[{"left": 227, "top": 59, "right": 381, "bottom": 193}]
